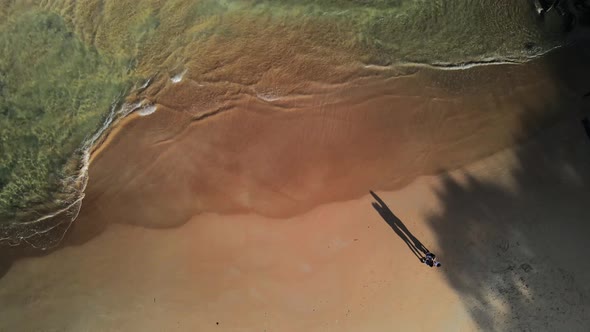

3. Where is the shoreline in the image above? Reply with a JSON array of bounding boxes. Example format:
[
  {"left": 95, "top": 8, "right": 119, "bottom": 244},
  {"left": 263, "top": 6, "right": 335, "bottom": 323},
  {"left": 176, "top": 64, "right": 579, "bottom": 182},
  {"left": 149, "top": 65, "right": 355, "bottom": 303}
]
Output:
[
  {"left": 2, "top": 42, "right": 588, "bottom": 248},
  {"left": 75, "top": 42, "right": 590, "bottom": 229}
]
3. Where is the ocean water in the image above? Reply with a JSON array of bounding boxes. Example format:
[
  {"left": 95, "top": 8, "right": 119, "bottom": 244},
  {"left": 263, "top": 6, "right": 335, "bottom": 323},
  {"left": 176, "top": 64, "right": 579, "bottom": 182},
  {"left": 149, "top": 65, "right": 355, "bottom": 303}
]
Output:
[{"left": 0, "top": 0, "right": 585, "bottom": 248}]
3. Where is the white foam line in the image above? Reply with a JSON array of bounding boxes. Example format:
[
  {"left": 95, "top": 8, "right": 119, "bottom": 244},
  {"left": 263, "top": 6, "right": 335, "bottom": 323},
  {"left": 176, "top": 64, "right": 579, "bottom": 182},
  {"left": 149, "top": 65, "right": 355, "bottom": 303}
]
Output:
[
  {"left": 363, "top": 44, "right": 566, "bottom": 71},
  {"left": 257, "top": 93, "right": 281, "bottom": 102},
  {"left": 401, "top": 59, "right": 521, "bottom": 71},
  {"left": 0, "top": 194, "right": 85, "bottom": 248},
  {"left": 139, "top": 77, "right": 152, "bottom": 90},
  {"left": 138, "top": 104, "right": 157, "bottom": 116},
  {"left": 0, "top": 98, "right": 145, "bottom": 249},
  {"left": 171, "top": 69, "right": 187, "bottom": 83}
]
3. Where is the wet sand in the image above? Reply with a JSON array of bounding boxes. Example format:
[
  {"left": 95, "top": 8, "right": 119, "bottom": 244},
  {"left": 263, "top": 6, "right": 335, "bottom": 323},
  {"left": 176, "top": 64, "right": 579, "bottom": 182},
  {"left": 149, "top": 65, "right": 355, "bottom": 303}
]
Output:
[
  {"left": 81, "top": 45, "right": 589, "bottom": 227},
  {"left": 1, "top": 114, "right": 590, "bottom": 331},
  {"left": 1, "top": 45, "right": 590, "bottom": 331}
]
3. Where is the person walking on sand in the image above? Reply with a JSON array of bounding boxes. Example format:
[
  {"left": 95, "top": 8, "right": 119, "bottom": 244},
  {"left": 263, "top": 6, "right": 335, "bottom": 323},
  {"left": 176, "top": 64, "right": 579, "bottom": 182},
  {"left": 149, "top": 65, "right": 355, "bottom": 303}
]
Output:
[{"left": 421, "top": 252, "right": 441, "bottom": 268}]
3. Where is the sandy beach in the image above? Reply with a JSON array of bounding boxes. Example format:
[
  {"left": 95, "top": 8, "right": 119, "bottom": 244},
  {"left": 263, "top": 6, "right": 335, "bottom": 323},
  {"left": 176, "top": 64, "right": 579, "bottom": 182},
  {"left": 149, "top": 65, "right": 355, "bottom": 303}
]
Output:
[
  {"left": 2, "top": 114, "right": 590, "bottom": 331},
  {"left": 1, "top": 42, "right": 590, "bottom": 331}
]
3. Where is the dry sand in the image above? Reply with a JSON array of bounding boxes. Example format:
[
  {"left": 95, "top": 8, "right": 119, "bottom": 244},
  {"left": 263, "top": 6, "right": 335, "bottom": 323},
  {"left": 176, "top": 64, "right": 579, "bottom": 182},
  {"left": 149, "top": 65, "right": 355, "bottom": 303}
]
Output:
[{"left": 1, "top": 46, "right": 590, "bottom": 331}]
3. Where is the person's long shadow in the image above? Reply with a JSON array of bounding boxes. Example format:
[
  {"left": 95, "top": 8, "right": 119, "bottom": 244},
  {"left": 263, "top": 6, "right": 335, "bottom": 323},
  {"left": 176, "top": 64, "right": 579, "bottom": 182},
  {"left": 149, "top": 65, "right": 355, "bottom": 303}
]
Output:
[{"left": 370, "top": 190, "right": 429, "bottom": 262}]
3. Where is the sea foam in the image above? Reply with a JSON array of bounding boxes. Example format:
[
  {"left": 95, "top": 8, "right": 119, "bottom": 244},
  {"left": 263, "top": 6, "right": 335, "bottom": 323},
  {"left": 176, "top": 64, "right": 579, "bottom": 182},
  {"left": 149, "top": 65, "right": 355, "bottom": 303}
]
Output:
[
  {"left": 138, "top": 104, "right": 157, "bottom": 116},
  {"left": 171, "top": 70, "right": 187, "bottom": 83}
]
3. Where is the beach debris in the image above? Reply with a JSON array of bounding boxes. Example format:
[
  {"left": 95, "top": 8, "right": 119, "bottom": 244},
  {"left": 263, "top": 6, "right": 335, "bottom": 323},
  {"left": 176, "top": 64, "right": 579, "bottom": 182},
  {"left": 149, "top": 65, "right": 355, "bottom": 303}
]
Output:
[{"left": 520, "top": 263, "right": 533, "bottom": 273}]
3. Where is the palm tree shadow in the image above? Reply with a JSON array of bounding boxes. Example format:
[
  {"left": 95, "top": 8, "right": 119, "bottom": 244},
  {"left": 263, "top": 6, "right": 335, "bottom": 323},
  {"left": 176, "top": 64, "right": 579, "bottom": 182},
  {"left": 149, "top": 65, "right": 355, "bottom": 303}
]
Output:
[{"left": 369, "top": 190, "right": 429, "bottom": 262}]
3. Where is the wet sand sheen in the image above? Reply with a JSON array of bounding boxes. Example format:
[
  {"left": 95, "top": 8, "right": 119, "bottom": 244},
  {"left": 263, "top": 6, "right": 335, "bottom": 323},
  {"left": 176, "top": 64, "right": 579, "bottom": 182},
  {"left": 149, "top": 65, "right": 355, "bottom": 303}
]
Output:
[{"left": 82, "top": 46, "right": 589, "bottom": 228}]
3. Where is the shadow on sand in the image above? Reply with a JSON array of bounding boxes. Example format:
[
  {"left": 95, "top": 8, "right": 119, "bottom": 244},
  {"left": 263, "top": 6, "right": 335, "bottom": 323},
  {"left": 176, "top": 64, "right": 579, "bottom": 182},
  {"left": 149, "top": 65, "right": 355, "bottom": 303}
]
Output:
[
  {"left": 423, "top": 42, "right": 590, "bottom": 330},
  {"left": 369, "top": 190, "right": 429, "bottom": 262}
]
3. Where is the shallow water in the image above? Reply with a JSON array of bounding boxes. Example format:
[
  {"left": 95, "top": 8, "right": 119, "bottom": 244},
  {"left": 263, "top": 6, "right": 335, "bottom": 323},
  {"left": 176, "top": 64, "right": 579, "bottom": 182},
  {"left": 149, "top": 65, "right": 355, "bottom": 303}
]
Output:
[
  {"left": 0, "top": 0, "right": 585, "bottom": 248},
  {"left": 0, "top": 9, "right": 133, "bottom": 247}
]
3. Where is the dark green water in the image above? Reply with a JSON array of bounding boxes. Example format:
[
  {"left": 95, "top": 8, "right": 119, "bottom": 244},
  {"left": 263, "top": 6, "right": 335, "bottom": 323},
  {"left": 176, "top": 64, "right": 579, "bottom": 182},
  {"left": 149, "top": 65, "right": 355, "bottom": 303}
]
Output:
[{"left": 0, "top": 8, "right": 134, "bottom": 247}]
